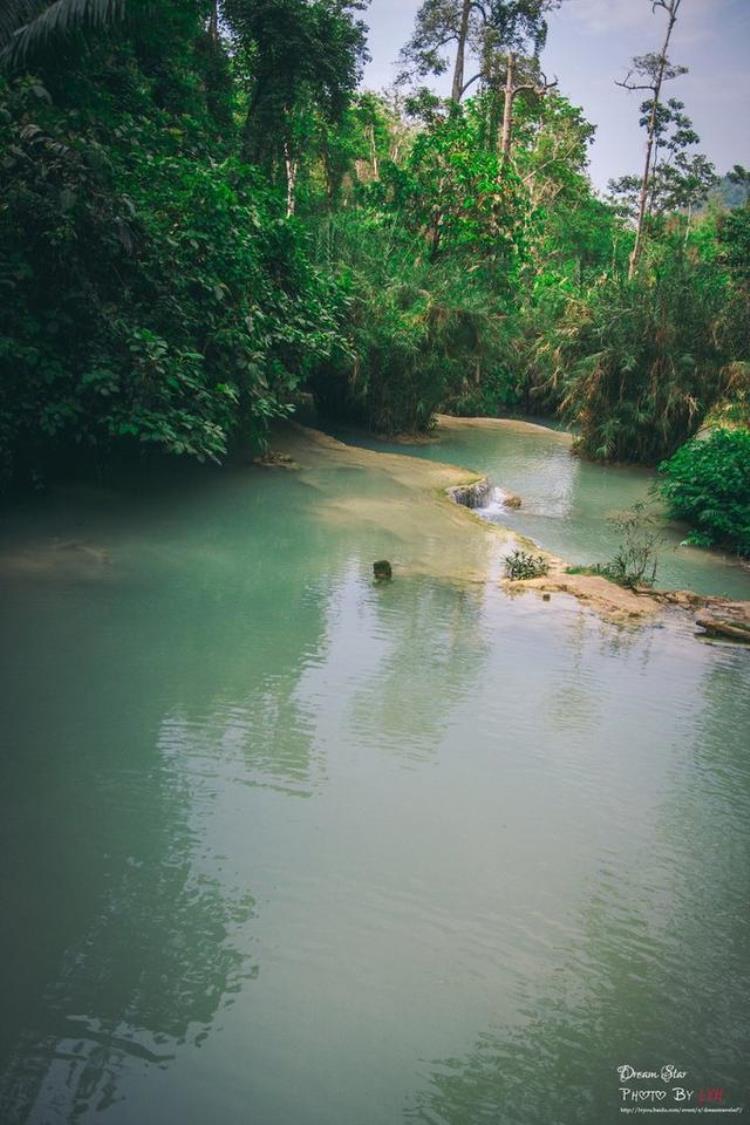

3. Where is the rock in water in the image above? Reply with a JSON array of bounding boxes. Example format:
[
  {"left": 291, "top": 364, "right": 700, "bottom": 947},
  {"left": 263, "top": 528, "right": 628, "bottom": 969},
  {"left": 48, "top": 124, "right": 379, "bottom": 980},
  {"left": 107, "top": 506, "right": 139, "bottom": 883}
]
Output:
[
  {"left": 373, "top": 560, "right": 392, "bottom": 581},
  {"left": 252, "top": 450, "right": 300, "bottom": 470}
]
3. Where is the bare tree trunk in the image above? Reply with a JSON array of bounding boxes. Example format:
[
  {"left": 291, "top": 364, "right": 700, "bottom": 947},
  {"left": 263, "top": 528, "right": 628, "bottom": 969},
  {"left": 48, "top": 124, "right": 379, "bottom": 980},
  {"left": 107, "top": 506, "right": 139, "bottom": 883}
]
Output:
[
  {"left": 368, "top": 123, "right": 379, "bottom": 179},
  {"left": 451, "top": 0, "right": 472, "bottom": 104},
  {"left": 323, "top": 146, "right": 335, "bottom": 210},
  {"left": 500, "top": 53, "right": 515, "bottom": 163},
  {"left": 284, "top": 143, "right": 298, "bottom": 217},
  {"left": 684, "top": 201, "right": 693, "bottom": 244},
  {"left": 428, "top": 208, "right": 443, "bottom": 258},
  {"left": 628, "top": 1, "right": 681, "bottom": 279},
  {"left": 208, "top": 0, "right": 218, "bottom": 42}
]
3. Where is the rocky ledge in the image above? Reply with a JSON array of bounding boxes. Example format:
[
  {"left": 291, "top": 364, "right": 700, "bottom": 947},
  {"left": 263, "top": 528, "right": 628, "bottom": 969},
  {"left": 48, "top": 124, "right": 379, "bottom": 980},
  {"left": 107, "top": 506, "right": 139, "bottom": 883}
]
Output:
[
  {"left": 694, "top": 602, "right": 750, "bottom": 642},
  {"left": 508, "top": 570, "right": 750, "bottom": 639},
  {"left": 448, "top": 478, "right": 493, "bottom": 509}
]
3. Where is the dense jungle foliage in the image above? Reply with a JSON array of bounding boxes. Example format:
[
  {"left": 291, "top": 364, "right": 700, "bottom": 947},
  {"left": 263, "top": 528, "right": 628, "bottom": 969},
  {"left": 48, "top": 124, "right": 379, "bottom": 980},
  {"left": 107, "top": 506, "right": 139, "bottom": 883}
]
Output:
[
  {"left": 0, "top": 0, "right": 748, "bottom": 550},
  {"left": 660, "top": 428, "right": 750, "bottom": 555}
]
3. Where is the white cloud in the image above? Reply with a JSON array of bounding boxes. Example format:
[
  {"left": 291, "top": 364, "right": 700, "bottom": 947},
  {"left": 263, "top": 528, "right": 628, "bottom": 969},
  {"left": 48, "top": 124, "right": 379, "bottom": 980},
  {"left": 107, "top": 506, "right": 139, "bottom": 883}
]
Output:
[{"left": 564, "top": 0, "right": 734, "bottom": 41}]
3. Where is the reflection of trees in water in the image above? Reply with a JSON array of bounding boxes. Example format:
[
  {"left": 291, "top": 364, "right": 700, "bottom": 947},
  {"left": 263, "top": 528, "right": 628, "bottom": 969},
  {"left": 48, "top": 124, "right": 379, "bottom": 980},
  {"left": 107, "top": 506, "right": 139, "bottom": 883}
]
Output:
[
  {"left": 347, "top": 578, "right": 489, "bottom": 762},
  {"left": 541, "top": 612, "right": 660, "bottom": 737},
  {"left": 0, "top": 744, "right": 257, "bottom": 1124},
  {"left": 649, "top": 647, "right": 750, "bottom": 1089},
  {"left": 0, "top": 486, "right": 338, "bottom": 1122},
  {"left": 406, "top": 641, "right": 750, "bottom": 1125},
  {"left": 690, "top": 648, "right": 750, "bottom": 807},
  {"left": 132, "top": 545, "right": 335, "bottom": 797},
  {"left": 159, "top": 697, "right": 317, "bottom": 798},
  {"left": 405, "top": 886, "right": 673, "bottom": 1125}
]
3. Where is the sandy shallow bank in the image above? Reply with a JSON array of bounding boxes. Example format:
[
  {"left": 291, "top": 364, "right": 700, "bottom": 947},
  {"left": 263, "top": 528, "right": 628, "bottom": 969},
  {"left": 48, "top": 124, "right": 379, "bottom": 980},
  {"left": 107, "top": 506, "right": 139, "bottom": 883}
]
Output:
[{"left": 435, "top": 414, "right": 574, "bottom": 443}]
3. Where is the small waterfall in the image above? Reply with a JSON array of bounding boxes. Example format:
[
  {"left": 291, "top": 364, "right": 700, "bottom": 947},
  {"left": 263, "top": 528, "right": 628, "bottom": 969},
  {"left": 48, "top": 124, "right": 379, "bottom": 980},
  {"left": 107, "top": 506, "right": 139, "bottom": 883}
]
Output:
[
  {"left": 447, "top": 479, "right": 493, "bottom": 509},
  {"left": 476, "top": 485, "right": 509, "bottom": 517},
  {"left": 449, "top": 482, "right": 521, "bottom": 518}
]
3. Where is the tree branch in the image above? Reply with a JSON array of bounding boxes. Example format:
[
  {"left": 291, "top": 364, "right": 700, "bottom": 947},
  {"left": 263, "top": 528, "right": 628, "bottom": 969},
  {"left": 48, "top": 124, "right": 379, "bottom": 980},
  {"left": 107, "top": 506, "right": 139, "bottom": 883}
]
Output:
[
  {"left": 459, "top": 72, "right": 482, "bottom": 95},
  {"left": 616, "top": 79, "right": 657, "bottom": 91},
  {"left": 521, "top": 142, "right": 579, "bottom": 186}
]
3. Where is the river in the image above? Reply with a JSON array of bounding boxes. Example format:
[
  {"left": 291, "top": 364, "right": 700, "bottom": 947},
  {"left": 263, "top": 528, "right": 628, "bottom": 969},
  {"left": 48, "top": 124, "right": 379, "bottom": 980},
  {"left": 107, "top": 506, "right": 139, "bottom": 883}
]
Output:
[{"left": 1, "top": 421, "right": 748, "bottom": 1124}]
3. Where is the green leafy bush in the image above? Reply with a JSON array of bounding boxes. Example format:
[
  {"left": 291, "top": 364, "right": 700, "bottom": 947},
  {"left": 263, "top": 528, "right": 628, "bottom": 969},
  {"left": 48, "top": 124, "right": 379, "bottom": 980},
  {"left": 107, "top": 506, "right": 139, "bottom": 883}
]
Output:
[
  {"left": 566, "top": 503, "right": 662, "bottom": 588},
  {"left": 603, "top": 503, "right": 662, "bottom": 588},
  {"left": 659, "top": 428, "right": 750, "bottom": 555},
  {"left": 504, "top": 550, "right": 549, "bottom": 580},
  {"left": 443, "top": 360, "right": 523, "bottom": 418}
]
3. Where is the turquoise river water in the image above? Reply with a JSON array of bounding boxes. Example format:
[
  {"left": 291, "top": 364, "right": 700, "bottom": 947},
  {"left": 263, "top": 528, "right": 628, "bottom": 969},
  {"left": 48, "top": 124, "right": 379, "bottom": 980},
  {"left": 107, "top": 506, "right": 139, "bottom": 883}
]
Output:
[{"left": 0, "top": 420, "right": 749, "bottom": 1125}]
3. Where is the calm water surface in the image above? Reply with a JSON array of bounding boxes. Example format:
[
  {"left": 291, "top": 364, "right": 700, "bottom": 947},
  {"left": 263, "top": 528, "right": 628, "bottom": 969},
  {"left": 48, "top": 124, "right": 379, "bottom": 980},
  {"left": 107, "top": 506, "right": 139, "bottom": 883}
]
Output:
[{"left": 1, "top": 431, "right": 749, "bottom": 1125}]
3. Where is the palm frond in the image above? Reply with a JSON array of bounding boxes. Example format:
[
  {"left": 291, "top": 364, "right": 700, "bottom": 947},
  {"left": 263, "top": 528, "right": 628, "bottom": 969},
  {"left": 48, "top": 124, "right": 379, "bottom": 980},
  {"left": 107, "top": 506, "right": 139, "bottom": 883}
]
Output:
[
  {"left": 1, "top": 0, "right": 128, "bottom": 66},
  {"left": 0, "top": 1, "right": 47, "bottom": 48}
]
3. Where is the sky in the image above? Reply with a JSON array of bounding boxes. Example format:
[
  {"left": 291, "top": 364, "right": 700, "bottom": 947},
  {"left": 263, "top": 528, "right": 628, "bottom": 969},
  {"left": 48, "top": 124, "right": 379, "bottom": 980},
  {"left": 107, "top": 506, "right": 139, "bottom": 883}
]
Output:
[{"left": 361, "top": 0, "right": 750, "bottom": 192}]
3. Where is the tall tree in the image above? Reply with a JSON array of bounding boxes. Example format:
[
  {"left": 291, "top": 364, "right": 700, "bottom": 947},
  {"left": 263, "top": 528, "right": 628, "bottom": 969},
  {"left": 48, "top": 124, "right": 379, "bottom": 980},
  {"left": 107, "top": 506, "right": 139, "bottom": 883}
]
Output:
[
  {"left": 609, "top": 98, "right": 717, "bottom": 229},
  {"left": 451, "top": 0, "right": 472, "bottom": 101},
  {"left": 224, "top": 0, "right": 367, "bottom": 215},
  {"left": 399, "top": 0, "right": 560, "bottom": 162},
  {"left": 617, "top": 0, "right": 685, "bottom": 278},
  {"left": 397, "top": 0, "right": 478, "bottom": 105},
  {"left": 493, "top": 51, "right": 556, "bottom": 163}
]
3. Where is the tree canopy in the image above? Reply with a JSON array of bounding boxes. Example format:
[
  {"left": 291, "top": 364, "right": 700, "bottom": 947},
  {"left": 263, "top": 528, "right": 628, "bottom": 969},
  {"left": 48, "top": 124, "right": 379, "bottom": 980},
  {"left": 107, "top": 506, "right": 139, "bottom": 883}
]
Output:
[{"left": 0, "top": 0, "right": 747, "bottom": 551}]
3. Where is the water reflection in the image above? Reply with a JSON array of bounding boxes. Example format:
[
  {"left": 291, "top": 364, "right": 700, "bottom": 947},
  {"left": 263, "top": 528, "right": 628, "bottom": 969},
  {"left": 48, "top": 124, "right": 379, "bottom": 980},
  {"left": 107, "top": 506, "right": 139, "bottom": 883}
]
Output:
[
  {"left": 324, "top": 418, "right": 750, "bottom": 600},
  {"left": 0, "top": 748, "right": 257, "bottom": 1124},
  {"left": 1, "top": 435, "right": 749, "bottom": 1125},
  {"left": 306, "top": 570, "right": 490, "bottom": 764},
  {"left": 405, "top": 635, "right": 750, "bottom": 1125},
  {"left": 407, "top": 847, "right": 748, "bottom": 1124},
  {"left": 0, "top": 468, "right": 335, "bottom": 1120}
]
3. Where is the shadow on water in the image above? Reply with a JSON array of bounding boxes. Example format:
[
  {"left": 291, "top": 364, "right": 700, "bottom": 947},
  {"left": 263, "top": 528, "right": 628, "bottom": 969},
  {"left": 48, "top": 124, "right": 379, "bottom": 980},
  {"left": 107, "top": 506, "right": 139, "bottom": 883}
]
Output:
[
  {"left": 0, "top": 629, "right": 259, "bottom": 1124},
  {"left": 0, "top": 448, "right": 496, "bottom": 1121},
  {"left": 406, "top": 877, "right": 749, "bottom": 1124}
]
